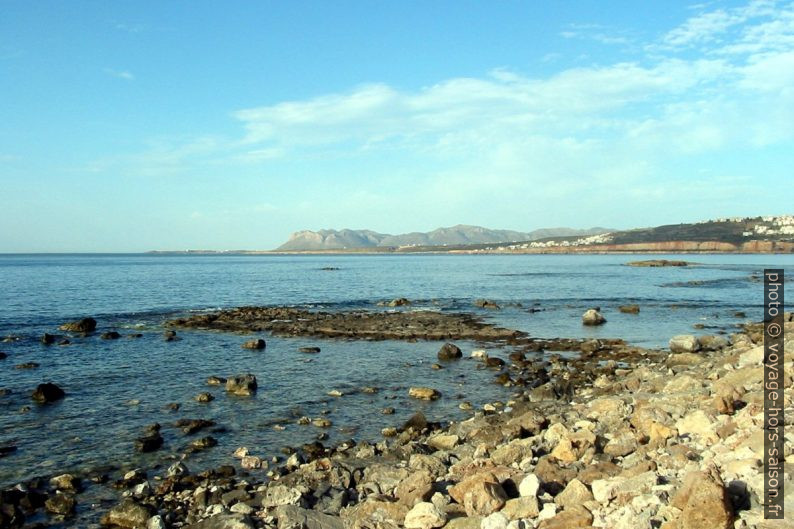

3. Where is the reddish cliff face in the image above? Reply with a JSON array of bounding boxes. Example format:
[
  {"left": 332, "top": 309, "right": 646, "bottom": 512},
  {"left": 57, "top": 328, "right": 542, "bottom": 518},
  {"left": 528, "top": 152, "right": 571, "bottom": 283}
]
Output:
[
  {"left": 594, "top": 241, "right": 740, "bottom": 252},
  {"left": 740, "top": 240, "right": 794, "bottom": 252}
]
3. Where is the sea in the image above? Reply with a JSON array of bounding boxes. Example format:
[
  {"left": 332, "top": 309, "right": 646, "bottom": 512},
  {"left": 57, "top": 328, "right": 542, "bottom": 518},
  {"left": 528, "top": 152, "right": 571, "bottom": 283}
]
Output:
[{"left": 0, "top": 253, "right": 791, "bottom": 503}]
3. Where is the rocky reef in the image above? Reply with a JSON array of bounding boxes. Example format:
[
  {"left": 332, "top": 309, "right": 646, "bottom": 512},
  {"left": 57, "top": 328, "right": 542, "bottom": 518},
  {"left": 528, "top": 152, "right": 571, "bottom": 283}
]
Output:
[{"left": 166, "top": 307, "right": 523, "bottom": 342}]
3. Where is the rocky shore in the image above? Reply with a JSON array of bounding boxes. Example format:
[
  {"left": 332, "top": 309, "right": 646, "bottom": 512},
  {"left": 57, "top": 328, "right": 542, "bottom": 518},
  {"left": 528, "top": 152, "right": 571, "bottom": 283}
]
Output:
[{"left": 3, "top": 309, "right": 790, "bottom": 529}]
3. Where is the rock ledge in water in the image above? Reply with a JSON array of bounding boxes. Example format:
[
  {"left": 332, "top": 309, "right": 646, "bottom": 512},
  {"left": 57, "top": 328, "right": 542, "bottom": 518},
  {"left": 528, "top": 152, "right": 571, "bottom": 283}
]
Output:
[
  {"left": 168, "top": 307, "right": 523, "bottom": 342},
  {"left": 59, "top": 317, "right": 97, "bottom": 333}
]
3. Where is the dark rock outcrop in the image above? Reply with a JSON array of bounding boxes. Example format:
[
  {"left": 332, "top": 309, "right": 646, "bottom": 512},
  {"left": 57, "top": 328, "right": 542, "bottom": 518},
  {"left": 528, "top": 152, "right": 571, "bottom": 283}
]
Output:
[
  {"left": 241, "top": 338, "right": 266, "bottom": 350},
  {"left": 31, "top": 383, "right": 65, "bottom": 403},
  {"left": 59, "top": 317, "right": 97, "bottom": 333},
  {"left": 437, "top": 343, "right": 462, "bottom": 360},
  {"left": 168, "top": 307, "right": 523, "bottom": 342}
]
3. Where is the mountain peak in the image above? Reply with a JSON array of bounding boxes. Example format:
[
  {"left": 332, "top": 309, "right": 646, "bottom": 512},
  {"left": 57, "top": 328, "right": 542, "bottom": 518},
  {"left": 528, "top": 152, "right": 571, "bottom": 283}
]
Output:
[{"left": 275, "top": 225, "right": 611, "bottom": 251}]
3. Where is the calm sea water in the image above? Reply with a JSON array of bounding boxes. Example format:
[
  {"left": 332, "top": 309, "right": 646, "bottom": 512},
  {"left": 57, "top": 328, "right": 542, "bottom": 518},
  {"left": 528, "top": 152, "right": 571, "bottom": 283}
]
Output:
[{"left": 0, "top": 253, "right": 792, "bottom": 492}]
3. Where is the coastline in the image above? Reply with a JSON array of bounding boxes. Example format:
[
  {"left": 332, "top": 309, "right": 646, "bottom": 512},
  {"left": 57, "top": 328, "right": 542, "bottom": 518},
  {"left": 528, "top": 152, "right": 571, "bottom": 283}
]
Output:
[
  {"left": 146, "top": 239, "right": 794, "bottom": 255},
  {"left": 3, "top": 310, "right": 790, "bottom": 529}
]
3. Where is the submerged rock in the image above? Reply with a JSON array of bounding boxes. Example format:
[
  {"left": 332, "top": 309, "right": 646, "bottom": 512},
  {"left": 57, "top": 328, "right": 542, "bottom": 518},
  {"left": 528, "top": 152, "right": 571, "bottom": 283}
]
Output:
[
  {"left": 474, "top": 299, "right": 501, "bottom": 310},
  {"left": 195, "top": 392, "right": 214, "bottom": 403},
  {"left": 44, "top": 493, "right": 76, "bottom": 515},
  {"left": 299, "top": 346, "right": 321, "bottom": 353},
  {"left": 175, "top": 418, "right": 215, "bottom": 435},
  {"left": 189, "top": 436, "right": 218, "bottom": 451},
  {"left": 386, "top": 297, "right": 411, "bottom": 307},
  {"left": 241, "top": 338, "right": 266, "bottom": 350},
  {"left": 135, "top": 431, "right": 163, "bottom": 453},
  {"left": 627, "top": 259, "right": 691, "bottom": 267},
  {"left": 15, "top": 362, "right": 40, "bottom": 369},
  {"left": 618, "top": 304, "right": 640, "bottom": 314},
  {"left": 31, "top": 382, "right": 65, "bottom": 403},
  {"left": 101, "top": 331, "right": 121, "bottom": 340},
  {"left": 409, "top": 387, "right": 441, "bottom": 400},
  {"left": 225, "top": 374, "right": 257, "bottom": 396}
]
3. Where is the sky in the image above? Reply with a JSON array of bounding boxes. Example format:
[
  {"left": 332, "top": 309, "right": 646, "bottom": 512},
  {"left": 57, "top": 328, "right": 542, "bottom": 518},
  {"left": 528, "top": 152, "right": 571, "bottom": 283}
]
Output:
[{"left": 1, "top": 0, "right": 793, "bottom": 252}]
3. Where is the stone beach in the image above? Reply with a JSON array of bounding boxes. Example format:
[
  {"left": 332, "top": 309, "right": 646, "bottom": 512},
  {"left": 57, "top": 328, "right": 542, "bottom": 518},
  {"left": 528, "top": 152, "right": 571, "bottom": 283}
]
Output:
[{"left": 2, "top": 307, "right": 791, "bottom": 529}]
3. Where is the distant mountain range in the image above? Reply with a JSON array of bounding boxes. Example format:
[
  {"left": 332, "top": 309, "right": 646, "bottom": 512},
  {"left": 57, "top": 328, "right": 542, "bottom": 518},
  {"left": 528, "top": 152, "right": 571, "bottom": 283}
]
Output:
[
  {"left": 275, "top": 225, "right": 612, "bottom": 251},
  {"left": 146, "top": 215, "right": 794, "bottom": 254}
]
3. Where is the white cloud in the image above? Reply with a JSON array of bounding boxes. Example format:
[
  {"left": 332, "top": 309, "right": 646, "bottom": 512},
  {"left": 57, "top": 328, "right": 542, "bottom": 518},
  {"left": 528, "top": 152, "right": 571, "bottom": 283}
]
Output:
[
  {"left": 660, "top": 0, "right": 783, "bottom": 48},
  {"left": 104, "top": 68, "right": 134, "bottom": 81},
  {"left": 114, "top": 23, "right": 147, "bottom": 33},
  {"left": 559, "top": 23, "right": 634, "bottom": 46}
]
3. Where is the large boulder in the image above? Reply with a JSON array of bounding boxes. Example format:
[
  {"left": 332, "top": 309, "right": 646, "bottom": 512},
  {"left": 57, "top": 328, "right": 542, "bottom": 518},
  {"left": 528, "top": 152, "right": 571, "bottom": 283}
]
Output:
[
  {"left": 341, "top": 500, "right": 408, "bottom": 528},
  {"left": 698, "top": 335, "right": 729, "bottom": 351},
  {"left": 31, "top": 383, "right": 65, "bottom": 403},
  {"left": 582, "top": 309, "right": 606, "bottom": 326},
  {"left": 59, "top": 317, "right": 97, "bottom": 333},
  {"left": 100, "top": 499, "right": 156, "bottom": 528},
  {"left": 404, "top": 502, "right": 446, "bottom": 529},
  {"left": 448, "top": 472, "right": 507, "bottom": 516},
  {"left": 669, "top": 335, "right": 700, "bottom": 353},
  {"left": 186, "top": 514, "right": 255, "bottom": 529},
  {"left": 501, "top": 496, "right": 539, "bottom": 520},
  {"left": 437, "top": 343, "right": 462, "bottom": 360},
  {"left": 225, "top": 374, "right": 257, "bottom": 396},
  {"left": 672, "top": 467, "right": 733, "bottom": 529},
  {"left": 554, "top": 478, "right": 593, "bottom": 509},
  {"left": 396, "top": 471, "right": 434, "bottom": 506},
  {"left": 275, "top": 506, "right": 343, "bottom": 529}
]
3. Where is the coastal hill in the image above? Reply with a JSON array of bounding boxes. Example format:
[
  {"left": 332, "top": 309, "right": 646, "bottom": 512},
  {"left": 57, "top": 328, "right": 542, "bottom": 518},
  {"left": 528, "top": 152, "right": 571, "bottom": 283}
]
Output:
[
  {"left": 463, "top": 215, "right": 794, "bottom": 254},
  {"left": 275, "top": 225, "right": 611, "bottom": 251}
]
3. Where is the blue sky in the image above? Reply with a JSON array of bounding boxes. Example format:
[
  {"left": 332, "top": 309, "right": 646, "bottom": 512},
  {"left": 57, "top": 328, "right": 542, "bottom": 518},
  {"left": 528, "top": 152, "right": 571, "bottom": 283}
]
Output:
[{"left": 1, "top": 0, "right": 792, "bottom": 251}]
